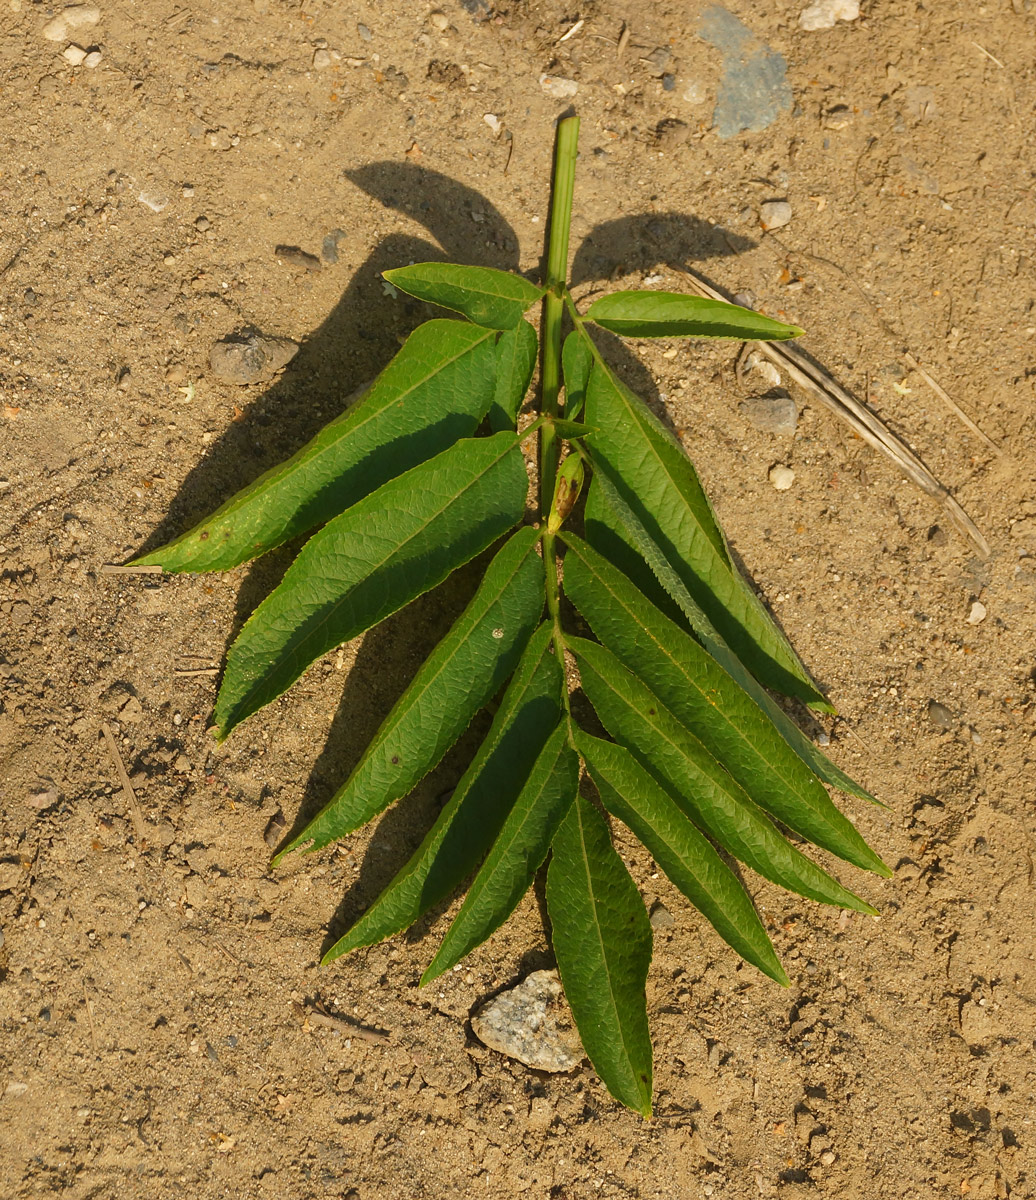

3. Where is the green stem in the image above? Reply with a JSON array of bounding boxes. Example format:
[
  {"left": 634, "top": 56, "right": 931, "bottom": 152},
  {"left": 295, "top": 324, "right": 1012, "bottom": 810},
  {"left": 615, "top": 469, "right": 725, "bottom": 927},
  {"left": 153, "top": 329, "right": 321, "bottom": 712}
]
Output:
[{"left": 540, "top": 115, "right": 579, "bottom": 517}]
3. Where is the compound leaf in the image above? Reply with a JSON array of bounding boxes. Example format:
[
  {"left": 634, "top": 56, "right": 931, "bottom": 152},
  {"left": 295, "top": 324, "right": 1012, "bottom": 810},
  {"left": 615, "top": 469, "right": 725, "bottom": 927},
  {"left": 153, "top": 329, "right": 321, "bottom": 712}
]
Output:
[
  {"left": 133, "top": 320, "right": 499, "bottom": 573},
  {"left": 384, "top": 263, "right": 545, "bottom": 330},
  {"left": 585, "top": 359, "right": 831, "bottom": 710},
  {"left": 575, "top": 729, "right": 787, "bottom": 986},
  {"left": 489, "top": 318, "right": 538, "bottom": 431},
  {"left": 584, "top": 473, "right": 876, "bottom": 804},
  {"left": 562, "top": 534, "right": 888, "bottom": 876},
  {"left": 422, "top": 722, "right": 579, "bottom": 983},
  {"left": 322, "top": 622, "right": 563, "bottom": 962},
  {"left": 547, "top": 792, "right": 653, "bottom": 1118},
  {"left": 277, "top": 525, "right": 546, "bottom": 859},
  {"left": 215, "top": 431, "right": 528, "bottom": 739},
  {"left": 570, "top": 637, "right": 876, "bottom": 915},
  {"left": 587, "top": 291, "right": 803, "bottom": 341}
]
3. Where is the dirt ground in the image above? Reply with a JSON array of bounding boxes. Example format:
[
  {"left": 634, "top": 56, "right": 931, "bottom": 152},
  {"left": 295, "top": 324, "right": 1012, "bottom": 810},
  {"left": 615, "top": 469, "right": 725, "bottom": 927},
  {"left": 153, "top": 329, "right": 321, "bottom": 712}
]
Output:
[{"left": 2, "top": 1, "right": 1035, "bottom": 1197}]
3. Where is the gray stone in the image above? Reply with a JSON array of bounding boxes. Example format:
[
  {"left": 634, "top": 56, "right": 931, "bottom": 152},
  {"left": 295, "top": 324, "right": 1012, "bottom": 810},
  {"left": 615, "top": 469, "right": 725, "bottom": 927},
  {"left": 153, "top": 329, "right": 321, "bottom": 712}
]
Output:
[
  {"left": 470, "top": 970, "right": 583, "bottom": 1072},
  {"left": 740, "top": 392, "right": 798, "bottom": 435},
  {"left": 209, "top": 332, "right": 298, "bottom": 385},
  {"left": 927, "top": 700, "right": 955, "bottom": 730}
]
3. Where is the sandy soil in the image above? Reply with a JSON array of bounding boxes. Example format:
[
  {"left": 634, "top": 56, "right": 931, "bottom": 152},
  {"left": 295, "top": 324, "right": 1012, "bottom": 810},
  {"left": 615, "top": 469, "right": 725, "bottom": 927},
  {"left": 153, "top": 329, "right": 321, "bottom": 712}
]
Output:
[{"left": 2, "top": 2, "right": 1035, "bottom": 1197}]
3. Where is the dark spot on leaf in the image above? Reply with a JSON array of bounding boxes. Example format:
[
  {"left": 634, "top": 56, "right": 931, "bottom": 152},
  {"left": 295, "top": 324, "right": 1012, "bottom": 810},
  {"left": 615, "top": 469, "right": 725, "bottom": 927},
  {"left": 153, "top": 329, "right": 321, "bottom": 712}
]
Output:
[
  {"left": 648, "top": 708, "right": 656, "bottom": 716},
  {"left": 200, "top": 531, "right": 210, "bottom": 540},
  {"left": 391, "top": 755, "right": 400, "bottom": 765}
]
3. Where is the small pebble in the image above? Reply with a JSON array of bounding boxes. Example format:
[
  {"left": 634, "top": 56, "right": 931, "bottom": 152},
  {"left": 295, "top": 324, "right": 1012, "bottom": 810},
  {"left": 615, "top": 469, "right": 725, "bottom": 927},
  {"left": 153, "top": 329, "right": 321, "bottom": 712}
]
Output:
[
  {"left": 649, "top": 902, "right": 675, "bottom": 929},
  {"left": 483, "top": 112, "right": 503, "bottom": 134},
  {"left": 740, "top": 393, "right": 798, "bottom": 436},
  {"left": 83, "top": 49, "right": 102, "bottom": 68},
  {"left": 768, "top": 464, "right": 796, "bottom": 490},
  {"left": 539, "top": 73, "right": 578, "bottom": 99},
  {"left": 643, "top": 46, "right": 672, "bottom": 77},
  {"left": 357, "top": 22, "right": 372, "bottom": 41},
  {"left": 138, "top": 189, "right": 170, "bottom": 213},
  {"left": 263, "top": 810, "right": 287, "bottom": 849},
  {"left": 927, "top": 700, "right": 955, "bottom": 730},
  {"left": 42, "top": 4, "right": 100, "bottom": 42},
  {"left": 321, "top": 228, "right": 346, "bottom": 263},
  {"left": 681, "top": 79, "right": 708, "bottom": 106},
  {"left": 274, "top": 244, "right": 322, "bottom": 272},
  {"left": 820, "top": 1151, "right": 837, "bottom": 1166},
  {"left": 209, "top": 331, "right": 299, "bottom": 385},
  {"left": 799, "top": 0, "right": 860, "bottom": 31},
  {"left": 428, "top": 10, "right": 449, "bottom": 31},
  {"left": 966, "top": 600, "right": 986, "bottom": 625},
  {"left": 62, "top": 43, "right": 88, "bottom": 66},
  {"left": 194, "top": 215, "right": 210, "bottom": 232},
  {"left": 759, "top": 200, "right": 793, "bottom": 231},
  {"left": 312, "top": 48, "right": 332, "bottom": 70}
]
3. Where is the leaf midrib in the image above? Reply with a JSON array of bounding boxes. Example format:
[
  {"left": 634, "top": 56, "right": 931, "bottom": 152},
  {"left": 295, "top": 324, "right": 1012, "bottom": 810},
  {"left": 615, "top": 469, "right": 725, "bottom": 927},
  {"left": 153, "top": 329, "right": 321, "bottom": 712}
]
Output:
[
  {"left": 577, "top": 548, "right": 841, "bottom": 838},
  {"left": 205, "top": 325, "right": 498, "bottom": 529},
  {"left": 569, "top": 798, "right": 644, "bottom": 1104},
  {"left": 592, "top": 369, "right": 726, "bottom": 569},
  {"left": 306, "top": 535, "right": 540, "bottom": 834},
  {"left": 226, "top": 437, "right": 519, "bottom": 722}
]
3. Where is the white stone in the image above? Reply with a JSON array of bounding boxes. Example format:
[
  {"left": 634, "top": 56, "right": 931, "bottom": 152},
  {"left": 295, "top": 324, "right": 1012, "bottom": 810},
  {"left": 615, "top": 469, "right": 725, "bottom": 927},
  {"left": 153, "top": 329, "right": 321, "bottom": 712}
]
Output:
[
  {"left": 799, "top": 0, "right": 860, "bottom": 31},
  {"left": 966, "top": 600, "right": 987, "bottom": 625},
  {"left": 539, "top": 73, "right": 578, "bottom": 99},
  {"left": 760, "top": 199, "right": 793, "bottom": 230},
  {"left": 62, "top": 43, "right": 87, "bottom": 65},
  {"left": 138, "top": 190, "right": 170, "bottom": 213},
  {"left": 470, "top": 970, "right": 583, "bottom": 1072},
  {"left": 483, "top": 113, "right": 502, "bottom": 134},
  {"left": 769, "top": 464, "right": 796, "bottom": 490},
  {"left": 83, "top": 49, "right": 102, "bottom": 68},
  {"left": 42, "top": 4, "right": 100, "bottom": 41},
  {"left": 312, "top": 48, "right": 332, "bottom": 70}
]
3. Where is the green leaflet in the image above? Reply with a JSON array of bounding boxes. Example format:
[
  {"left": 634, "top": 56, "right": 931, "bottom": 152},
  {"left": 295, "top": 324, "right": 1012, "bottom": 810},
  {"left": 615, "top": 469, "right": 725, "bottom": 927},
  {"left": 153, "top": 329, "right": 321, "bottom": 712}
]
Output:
[
  {"left": 214, "top": 432, "right": 528, "bottom": 739},
  {"left": 562, "top": 329, "right": 592, "bottom": 420},
  {"left": 489, "top": 319, "right": 538, "bottom": 431},
  {"left": 586, "top": 291, "right": 803, "bottom": 340},
  {"left": 384, "top": 263, "right": 545, "bottom": 330},
  {"left": 322, "top": 623, "right": 563, "bottom": 963},
  {"left": 276, "top": 527, "right": 546, "bottom": 859},
  {"left": 570, "top": 638, "right": 877, "bottom": 915},
  {"left": 547, "top": 418, "right": 595, "bottom": 441},
  {"left": 547, "top": 792, "right": 654, "bottom": 1118},
  {"left": 133, "top": 321, "right": 499, "bottom": 573},
  {"left": 562, "top": 534, "right": 888, "bottom": 876},
  {"left": 583, "top": 473, "right": 876, "bottom": 804},
  {"left": 422, "top": 722, "right": 580, "bottom": 983},
  {"left": 575, "top": 730, "right": 787, "bottom": 985},
  {"left": 584, "top": 358, "right": 831, "bottom": 710}
]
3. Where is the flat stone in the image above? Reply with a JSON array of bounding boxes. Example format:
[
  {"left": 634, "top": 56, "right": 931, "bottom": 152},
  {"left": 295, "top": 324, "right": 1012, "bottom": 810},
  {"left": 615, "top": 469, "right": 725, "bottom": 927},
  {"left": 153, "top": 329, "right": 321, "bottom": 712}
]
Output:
[
  {"left": 768, "top": 463, "right": 796, "bottom": 490},
  {"left": 799, "top": 0, "right": 860, "bottom": 31},
  {"left": 209, "top": 331, "right": 298, "bottom": 385},
  {"left": 42, "top": 4, "right": 100, "bottom": 41},
  {"left": 927, "top": 700, "right": 955, "bottom": 730},
  {"left": 698, "top": 7, "right": 791, "bottom": 139},
  {"left": 760, "top": 199, "right": 793, "bottom": 230},
  {"left": 470, "top": 970, "right": 583, "bottom": 1072},
  {"left": 740, "top": 392, "right": 798, "bottom": 435}
]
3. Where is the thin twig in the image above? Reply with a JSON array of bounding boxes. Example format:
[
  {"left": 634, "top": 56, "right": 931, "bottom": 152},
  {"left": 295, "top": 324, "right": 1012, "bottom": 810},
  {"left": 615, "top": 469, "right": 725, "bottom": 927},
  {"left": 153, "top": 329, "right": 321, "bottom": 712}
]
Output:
[
  {"left": 674, "top": 265, "right": 991, "bottom": 557},
  {"left": 556, "top": 17, "right": 584, "bottom": 44},
  {"left": 901, "top": 352, "right": 1002, "bottom": 455},
  {"left": 174, "top": 667, "right": 219, "bottom": 677},
  {"left": 100, "top": 722, "right": 147, "bottom": 845},
  {"left": 971, "top": 41, "right": 1005, "bottom": 69},
  {"left": 292, "top": 1000, "right": 391, "bottom": 1043},
  {"left": 100, "top": 564, "right": 163, "bottom": 575}
]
